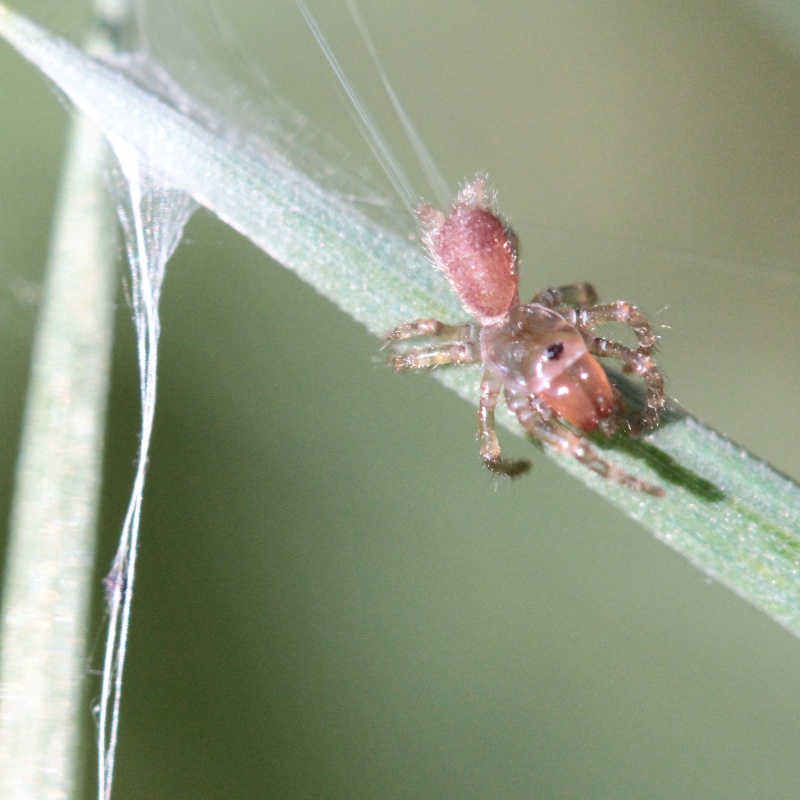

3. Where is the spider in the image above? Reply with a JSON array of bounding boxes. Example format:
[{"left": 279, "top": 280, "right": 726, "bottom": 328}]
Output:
[{"left": 385, "top": 177, "right": 666, "bottom": 496}]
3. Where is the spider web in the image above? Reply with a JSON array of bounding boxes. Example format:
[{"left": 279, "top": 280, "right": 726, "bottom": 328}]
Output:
[{"left": 96, "top": 134, "right": 196, "bottom": 800}]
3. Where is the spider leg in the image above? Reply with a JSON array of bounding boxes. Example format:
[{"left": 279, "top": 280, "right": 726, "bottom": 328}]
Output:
[
  {"left": 384, "top": 319, "right": 477, "bottom": 344},
  {"left": 532, "top": 282, "right": 599, "bottom": 310},
  {"left": 570, "top": 302, "right": 657, "bottom": 357},
  {"left": 389, "top": 340, "right": 480, "bottom": 370},
  {"left": 586, "top": 338, "right": 665, "bottom": 433},
  {"left": 386, "top": 318, "right": 481, "bottom": 370},
  {"left": 479, "top": 371, "right": 530, "bottom": 477},
  {"left": 505, "top": 389, "right": 665, "bottom": 496}
]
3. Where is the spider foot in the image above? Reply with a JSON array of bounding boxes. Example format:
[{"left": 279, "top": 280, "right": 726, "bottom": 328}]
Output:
[
  {"left": 388, "top": 340, "right": 479, "bottom": 370},
  {"left": 384, "top": 319, "right": 438, "bottom": 344},
  {"left": 384, "top": 318, "right": 474, "bottom": 345},
  {"left": 573, "top": 443, "right": 665, "bottom": 497},
  {"left": 628, "top": 408, "right": 662, "bottom": 435},
  {"left": 389, "top": 352, "right": 421, "bottom": 371},
  {"left": 614, "top": 470, "right": 665, "bottom": 497},
  {"left": 597, "top": 416, "right": 623, "bottom": 438},
  {"left": 483, "top": 454, "right": 531, "bottom": 478}
]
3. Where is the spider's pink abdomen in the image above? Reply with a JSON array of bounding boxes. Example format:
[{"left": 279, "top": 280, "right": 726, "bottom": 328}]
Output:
[
  {"left": 428, "top": 205, "right": 518, "bottom": 324},
  {"left": 539, "top": 354, "right": 619, "bottom": 431}
]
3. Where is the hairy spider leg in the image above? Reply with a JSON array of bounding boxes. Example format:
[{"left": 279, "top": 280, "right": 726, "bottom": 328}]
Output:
[
  {"left": 385, "top": 320, "right": 480, "bottom": 369},
  {"left": 504, "top": 389, "right": 665, "bottom": 497},
  {"left": 571, "top": 302, "right": 658, "bottom": 357},
  {"left": 584, "top": 338, "right": 665, "bottom": 433},
  {"left": 479, "top": 371, "right": 531, "bottom": 477},
  {"left": 384, "top": 319, "right": 478, "bottom": 344},
  {"left": 389, "top": 341, "right": 479, "bottom": 370}
]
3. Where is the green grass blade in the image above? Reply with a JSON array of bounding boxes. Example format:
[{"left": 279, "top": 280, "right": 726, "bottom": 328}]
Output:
[
  {"left": 0, "top": 1, "right": 798, "bottom": 653},
  {"left": 0, "top": 5, "right": 128, "bottom": 797}
]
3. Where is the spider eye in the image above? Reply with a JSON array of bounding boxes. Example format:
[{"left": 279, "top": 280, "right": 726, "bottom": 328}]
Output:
[{"left": 544, "top": 342, "right": 564, "bottom": 360}]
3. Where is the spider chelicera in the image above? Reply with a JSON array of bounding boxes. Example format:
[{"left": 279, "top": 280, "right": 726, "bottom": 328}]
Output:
[{"left": 385, "top": 177, "right": 666, "bottom": 496}]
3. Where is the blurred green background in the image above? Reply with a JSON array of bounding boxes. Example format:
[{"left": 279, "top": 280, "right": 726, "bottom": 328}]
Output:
[{"left": 2, "top": 1, "right": 800, "bottom": 797}]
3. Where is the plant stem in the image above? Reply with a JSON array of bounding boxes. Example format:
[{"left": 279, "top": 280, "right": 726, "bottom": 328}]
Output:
[{"left": 0, "top": 3, "right": 131, "bottom": 798}]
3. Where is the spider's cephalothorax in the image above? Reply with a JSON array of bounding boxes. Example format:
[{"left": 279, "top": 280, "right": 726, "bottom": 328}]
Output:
[{"left": 386, "top": 177, "right": 666, "bottom": 496}]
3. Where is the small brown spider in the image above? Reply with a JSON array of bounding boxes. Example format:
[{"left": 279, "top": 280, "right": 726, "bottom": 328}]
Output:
[{"left": 386, "top": 177, "right": 666, "bottom": 496}]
